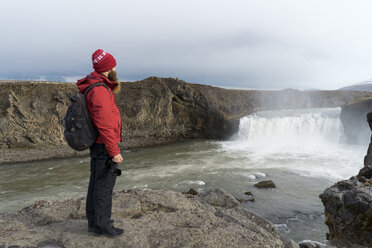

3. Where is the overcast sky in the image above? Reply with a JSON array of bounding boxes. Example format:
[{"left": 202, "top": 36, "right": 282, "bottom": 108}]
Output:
[{"left": 1, "top": 0, "right": 372, "bottom": 89}]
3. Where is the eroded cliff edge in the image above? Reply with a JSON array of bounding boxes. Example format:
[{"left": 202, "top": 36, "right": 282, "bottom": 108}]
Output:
[
  {"left": 340, "top": 97, "right": 372, "bottom": 144},
  {"left": 1, "top": 77, "right": 372, "bottom": 163}
]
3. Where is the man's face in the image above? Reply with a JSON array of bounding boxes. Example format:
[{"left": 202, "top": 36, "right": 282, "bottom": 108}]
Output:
[
  {"left": 108, "top": 68, "right": 121, "bottom": 94},
  {"left": 108, "top": 68, "right": 119, "bottom": 83}
]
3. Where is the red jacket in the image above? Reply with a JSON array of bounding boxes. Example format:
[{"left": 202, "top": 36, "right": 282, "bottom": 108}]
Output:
[{"left": 76, "top": 71, "right": 122, "bottom": 157}]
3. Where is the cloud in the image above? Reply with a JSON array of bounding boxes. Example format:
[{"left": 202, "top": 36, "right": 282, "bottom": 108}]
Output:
[{"left": 1, "top": 0, "right": 372, "bottom": 89}]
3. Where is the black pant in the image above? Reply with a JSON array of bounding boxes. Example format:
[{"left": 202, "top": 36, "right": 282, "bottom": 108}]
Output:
[{"left": 86, "top": 143, "right": 117, "bottom": 228}]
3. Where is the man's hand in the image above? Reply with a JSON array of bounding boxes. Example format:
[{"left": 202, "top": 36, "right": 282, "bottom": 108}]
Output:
[{"left": 112, "top": 154, "right": 123, "bottom": 163}]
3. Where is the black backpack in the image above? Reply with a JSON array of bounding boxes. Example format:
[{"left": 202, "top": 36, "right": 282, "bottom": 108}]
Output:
[{"left": 64, "top": 83, "right": 110, "bottom": 151}]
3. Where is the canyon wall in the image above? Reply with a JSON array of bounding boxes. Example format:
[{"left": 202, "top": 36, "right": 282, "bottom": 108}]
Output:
[{"left": 1, "top": 77, "right": 372, "bottom": 163}]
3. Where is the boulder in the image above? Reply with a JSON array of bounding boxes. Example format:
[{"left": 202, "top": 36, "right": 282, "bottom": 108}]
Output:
[
  {"left": 183, "top": 188, "right": 198, "bottom": 195},
  {"left": 319, "top": 178, "right": 372, "bottom": 246},
  {"left": 255, "top": 180, "right": 277, "bottom": 189},
  {"left": 0, "top": 188, "right": 299, "bottom": 248}
]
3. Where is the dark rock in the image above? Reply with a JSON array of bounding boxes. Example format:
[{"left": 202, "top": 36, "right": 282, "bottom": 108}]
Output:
[
  {"left": 255, "top": 180, "right": 277, "bottom": 189},
  {"left": 244, "top": 191, "right": 253, "bottom": 196},
  {"left": 237, "top": 198, "right": 255, "bottom": 203},
  {"left": 183, "top": 188, "right": 198, "bottom": 195},
  {"left": 358, "top": 165, "right": 372, "bottom": 180}
]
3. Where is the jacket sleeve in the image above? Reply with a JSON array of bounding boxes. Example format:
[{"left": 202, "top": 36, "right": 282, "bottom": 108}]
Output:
[{"left": 86, "top": 86, "right": 120, "bottom": 157}]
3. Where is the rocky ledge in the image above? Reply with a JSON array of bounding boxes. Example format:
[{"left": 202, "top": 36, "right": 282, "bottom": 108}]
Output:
[
  {"left": 320, "top": 111, "right": 372, "bottom": 247},
  {"left": 0, "top": 188, "right": 298, "bottom": 248}
]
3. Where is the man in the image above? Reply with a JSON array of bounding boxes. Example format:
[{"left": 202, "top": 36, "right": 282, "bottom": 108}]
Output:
[{"left": 76, "top": 49, "right": 123, "bottom": 237}]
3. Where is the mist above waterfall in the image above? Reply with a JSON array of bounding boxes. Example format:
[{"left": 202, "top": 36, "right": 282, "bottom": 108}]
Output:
[{"left": 221, "top": 107, "right": 365, "bottom": 180}]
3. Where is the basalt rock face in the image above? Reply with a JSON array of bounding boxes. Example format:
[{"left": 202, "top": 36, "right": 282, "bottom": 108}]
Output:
[
  {"left": 0, "top": 82, "right": 76, "bottom": 149},
  {"left": 340, "top": 97, "right": 372, "bottom": 144},
  {"left": 0, "top": 188, "right": 299, "bottom": 248},
  {"left": 1, "top": 78, "right": 372, "bottom": 163},
  {"left": 320, "top": 111, "right": 372, "bottom": 247}
]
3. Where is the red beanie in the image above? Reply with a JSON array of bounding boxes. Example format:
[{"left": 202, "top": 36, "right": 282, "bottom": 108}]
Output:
[{"left": 92, "top": 49, "right": 117, "bottom": 73}]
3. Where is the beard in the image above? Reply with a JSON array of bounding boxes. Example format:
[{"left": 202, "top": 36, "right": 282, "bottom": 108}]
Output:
[{"left": 108, "top": 69, "right": 121, "bottom": 94}]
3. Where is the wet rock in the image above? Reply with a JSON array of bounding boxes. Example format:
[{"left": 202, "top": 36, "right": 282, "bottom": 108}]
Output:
[
  {"left": 255, "top": 180, "right": 277, "bottom": 189},
  {"left": 298, "top": 240, "right": 329, "bottom": 248},
  {"left": 358, "top": 165, "right": 372, "bottom": 179},
  {"left": 0, "top": 188, "right": 298, "bottom": 248},
  {"left": 237, "top": 192, "right": 255, "bottom": 203},
  {"left": 183, "top": 188, "right": 198, "bottom": 195},
  {"left": 237, "top": 198, "right": 255, "bottom": 203}
]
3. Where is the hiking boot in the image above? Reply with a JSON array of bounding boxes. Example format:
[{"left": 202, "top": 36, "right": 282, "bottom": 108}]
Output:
[
  {"left": 112, "top": 226, "right": 124, "bottom": 235},
  {"left": 93, "top": 225, "right": 123, "bottom": 238},
  {"left": 88, "top": 219, "right": 114, "bottom": 232}
]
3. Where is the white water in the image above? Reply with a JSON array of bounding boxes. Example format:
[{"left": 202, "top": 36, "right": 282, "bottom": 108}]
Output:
[{"left": 221, "top": 108, "right": 365, "bottom": 180}]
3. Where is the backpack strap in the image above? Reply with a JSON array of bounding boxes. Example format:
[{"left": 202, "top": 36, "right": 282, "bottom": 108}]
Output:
[{"left": 84, "top": 82, "right": 111, "bottom": 97}]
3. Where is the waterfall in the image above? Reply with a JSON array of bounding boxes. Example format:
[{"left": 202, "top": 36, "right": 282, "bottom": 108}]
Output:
[
  {"left": 235, "top": 108, "right": 344, "bottom": 144},
  {"left": 220, "top": 107, "right": 364, "bottom": 180}
]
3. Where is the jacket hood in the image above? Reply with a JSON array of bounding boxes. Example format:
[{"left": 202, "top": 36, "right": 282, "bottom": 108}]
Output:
[{"left": 76, "top": 71, "right": 118, "bottom": 94}]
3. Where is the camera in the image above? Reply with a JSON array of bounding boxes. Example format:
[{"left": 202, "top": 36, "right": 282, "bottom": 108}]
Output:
[{"left": 107, "top": 160, "right": 121, "bottom": 176}]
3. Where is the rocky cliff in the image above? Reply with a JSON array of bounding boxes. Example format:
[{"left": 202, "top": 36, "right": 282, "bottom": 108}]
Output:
[
  {"left": 320, "top": 112, "right": 372, "bottom": 247},
  {"left": 1, "top": 77, "right": 372, "bottom": 163},
  {"left": 340, "top": 97, "right": 372, "bottom": 144},
  {"left": 0, "top": 188, "right": 299, "bottom": 248}
]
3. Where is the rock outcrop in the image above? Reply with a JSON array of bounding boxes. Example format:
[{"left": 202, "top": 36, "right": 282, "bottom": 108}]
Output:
[
  {"left": 254, "top": 180, "right": 277, "bottom": 189},
  {"left": 1, "top": 78, "right": 372, "bottom": 163},
  {"left": 320, "top": 111, "right": 372, "bottom": 247},
  {"left": 0, "top": 188, "right": 299, "bottom": 248}
]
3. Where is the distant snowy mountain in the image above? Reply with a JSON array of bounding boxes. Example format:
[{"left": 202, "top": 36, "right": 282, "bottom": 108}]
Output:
[{"left": 339, "top": 80, "right": 372, "bottom": 92}]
